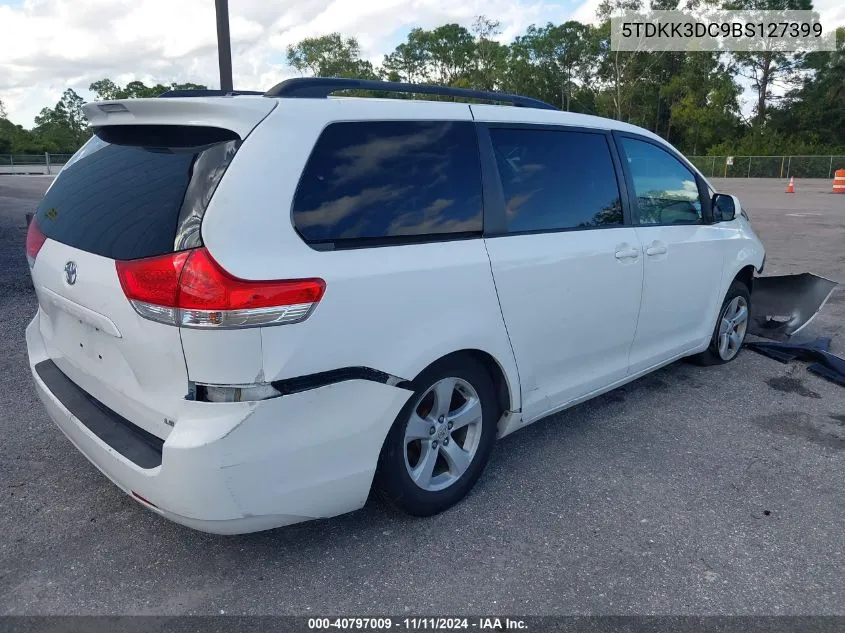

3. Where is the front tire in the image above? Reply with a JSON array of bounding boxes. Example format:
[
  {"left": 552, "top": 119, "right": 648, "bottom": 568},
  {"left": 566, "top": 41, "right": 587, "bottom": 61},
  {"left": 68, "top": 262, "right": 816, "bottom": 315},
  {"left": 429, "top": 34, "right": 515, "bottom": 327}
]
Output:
[
  {"left": 692, "top": 280, "right": 751, "bottom": 365},
  {"left": 375, "top": 356, "right": 499, "bottom": 517}
]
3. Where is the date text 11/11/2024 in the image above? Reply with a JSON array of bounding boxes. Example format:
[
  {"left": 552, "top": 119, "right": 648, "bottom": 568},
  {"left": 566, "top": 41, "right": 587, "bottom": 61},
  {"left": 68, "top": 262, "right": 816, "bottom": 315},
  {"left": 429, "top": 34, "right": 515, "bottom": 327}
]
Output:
[{"left": 307, "top": 617, "right": 529, "bottom": 630}]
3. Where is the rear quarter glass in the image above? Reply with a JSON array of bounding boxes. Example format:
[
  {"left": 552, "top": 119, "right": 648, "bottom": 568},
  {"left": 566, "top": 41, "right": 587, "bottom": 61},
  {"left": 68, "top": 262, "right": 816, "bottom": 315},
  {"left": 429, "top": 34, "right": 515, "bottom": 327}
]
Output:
[
  {"left": 35, "top": 126, "right": 240, "bottom": 261},
  {"left": 291, "top": 120, "right": 482, "bottom": 247}
]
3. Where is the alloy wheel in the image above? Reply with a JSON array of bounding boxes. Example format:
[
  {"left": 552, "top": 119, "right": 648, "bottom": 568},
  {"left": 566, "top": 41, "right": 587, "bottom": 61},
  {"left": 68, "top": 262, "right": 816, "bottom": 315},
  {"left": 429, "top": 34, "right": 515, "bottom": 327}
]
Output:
[
  {"left": 717, "top": 295, "right": 749, "bottom": 361},
  {"left": 403, "top": 377, "right": 484, "bottom": 492}
]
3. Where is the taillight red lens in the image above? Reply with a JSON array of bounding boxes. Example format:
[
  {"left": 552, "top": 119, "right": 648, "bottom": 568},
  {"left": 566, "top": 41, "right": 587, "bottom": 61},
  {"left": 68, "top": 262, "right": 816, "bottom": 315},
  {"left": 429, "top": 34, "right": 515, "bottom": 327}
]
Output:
[
  {"left": 116, "top": 251, "right": 190, "bottom": 307},
  {"left": 115, "top": 247, "right": 326, "bottom": 327},
  {"left": 25, "top": 219, "right": 47, "bottom": 265},
  {"left": 178, "top": 248, "right": 325, "bottom": 310}
]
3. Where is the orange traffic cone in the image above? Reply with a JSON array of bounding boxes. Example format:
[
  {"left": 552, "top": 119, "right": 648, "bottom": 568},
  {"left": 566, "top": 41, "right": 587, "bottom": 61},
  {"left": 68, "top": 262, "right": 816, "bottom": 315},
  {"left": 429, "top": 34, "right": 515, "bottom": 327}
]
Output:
[
  {"left": 833, "top": 169, "right": 845, "bottom": 194},
  {"left": 785, "top": 177, "right": 795, "bottom": 193}
]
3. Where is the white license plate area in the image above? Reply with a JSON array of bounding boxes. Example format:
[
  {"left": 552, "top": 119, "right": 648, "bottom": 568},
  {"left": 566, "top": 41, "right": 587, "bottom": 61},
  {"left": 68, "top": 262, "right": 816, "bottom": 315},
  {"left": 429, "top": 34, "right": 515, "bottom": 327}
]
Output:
[{"left": 52, "top": 307, "right": 111, "bottom": 366}]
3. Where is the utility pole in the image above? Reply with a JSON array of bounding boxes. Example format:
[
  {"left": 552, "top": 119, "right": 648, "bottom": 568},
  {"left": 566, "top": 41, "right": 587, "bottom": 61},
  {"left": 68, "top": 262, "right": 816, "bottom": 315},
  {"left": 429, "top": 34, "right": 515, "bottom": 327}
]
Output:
[{"left": 215, "top": 0, "right": 233, "bottom": 92}]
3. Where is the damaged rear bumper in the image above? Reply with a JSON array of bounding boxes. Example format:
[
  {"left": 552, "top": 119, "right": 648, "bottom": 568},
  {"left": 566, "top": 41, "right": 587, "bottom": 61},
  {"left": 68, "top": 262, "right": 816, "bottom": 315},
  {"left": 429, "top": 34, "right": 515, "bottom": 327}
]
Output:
[
  {"left": 27, "top": 317, "right": 412, "bottom": 534},
  {"left": 749, "top": 273, "right": 838, "bottom": 341},
  {"left": 746, "top": 272, "right": 844, "bottom": 386}
]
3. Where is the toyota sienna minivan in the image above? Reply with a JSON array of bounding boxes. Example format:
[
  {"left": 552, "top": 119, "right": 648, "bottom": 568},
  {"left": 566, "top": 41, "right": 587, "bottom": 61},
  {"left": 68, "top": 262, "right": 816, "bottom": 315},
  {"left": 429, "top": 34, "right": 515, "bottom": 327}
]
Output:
[{"left": 25, "top": 78, "right": 765, "bottom": 534}]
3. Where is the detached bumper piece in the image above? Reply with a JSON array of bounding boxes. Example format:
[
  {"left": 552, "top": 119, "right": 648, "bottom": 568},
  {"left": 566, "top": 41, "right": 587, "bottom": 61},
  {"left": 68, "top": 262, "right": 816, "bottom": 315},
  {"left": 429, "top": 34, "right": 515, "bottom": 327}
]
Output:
[
  {"left": 746, "top": 273, "right": 844, "bottom": 387},
  {"left": 745, "top": 338, "right": 845, "bottom": 387},
  {"left": 34, "top": 360, "right": 164, "bottom": 468},
  {"left": 748, "top": 273, "right": 838, "bottom": 341}
]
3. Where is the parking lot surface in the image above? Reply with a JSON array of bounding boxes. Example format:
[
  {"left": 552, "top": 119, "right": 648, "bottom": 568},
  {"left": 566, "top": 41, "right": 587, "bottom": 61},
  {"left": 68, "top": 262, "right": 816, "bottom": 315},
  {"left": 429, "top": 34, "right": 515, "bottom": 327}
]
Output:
[{"left": 0, "top": 176, "right": 843, "bottom": 615}]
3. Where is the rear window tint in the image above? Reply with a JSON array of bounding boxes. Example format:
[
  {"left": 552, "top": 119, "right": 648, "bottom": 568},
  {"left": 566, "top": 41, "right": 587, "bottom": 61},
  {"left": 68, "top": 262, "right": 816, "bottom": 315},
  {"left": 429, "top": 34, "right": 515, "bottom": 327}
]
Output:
[
  {"left": 292, "top": 121, "right": 482, "bottom": 247},
  {"left": 35, "top": 126, "right": 239, "bottom": 261}
]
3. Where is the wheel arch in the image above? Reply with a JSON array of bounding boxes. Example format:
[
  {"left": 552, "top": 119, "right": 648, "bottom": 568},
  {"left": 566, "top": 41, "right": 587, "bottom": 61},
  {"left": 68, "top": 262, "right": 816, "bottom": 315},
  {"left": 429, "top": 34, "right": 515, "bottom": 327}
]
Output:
[
  {"left": 710, "top": 263, "right": 757, "bottom": 334},
  {"left": 734, "top": 264, "right": 756, "bottom": 293},
  {"left": 409, "top": 349, "right": 515, "bottom": 418}
]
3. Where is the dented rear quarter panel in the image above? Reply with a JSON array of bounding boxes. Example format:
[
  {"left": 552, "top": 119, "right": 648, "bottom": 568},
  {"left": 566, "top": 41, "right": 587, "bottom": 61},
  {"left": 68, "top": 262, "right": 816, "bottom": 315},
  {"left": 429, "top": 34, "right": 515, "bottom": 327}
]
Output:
[{"left": 196, "top": 99, "right": 522, "bottom": 413}]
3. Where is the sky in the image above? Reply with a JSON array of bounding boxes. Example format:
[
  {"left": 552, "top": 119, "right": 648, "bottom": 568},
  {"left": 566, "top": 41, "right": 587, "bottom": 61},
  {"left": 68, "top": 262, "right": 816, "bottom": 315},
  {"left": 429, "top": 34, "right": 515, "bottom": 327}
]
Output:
[{"left": 1, "top": 0, "right": 844, "bottom": 128}]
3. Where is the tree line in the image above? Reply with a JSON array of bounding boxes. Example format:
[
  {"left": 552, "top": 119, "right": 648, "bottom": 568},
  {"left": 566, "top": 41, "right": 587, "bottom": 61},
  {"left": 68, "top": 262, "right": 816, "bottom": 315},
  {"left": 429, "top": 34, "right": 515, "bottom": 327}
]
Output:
[
  {"left": 0, "top": 80, "right": 208, "bottom": 154},
  {"left": 1, "top": 0, "right": 843, "bottom": 157}
]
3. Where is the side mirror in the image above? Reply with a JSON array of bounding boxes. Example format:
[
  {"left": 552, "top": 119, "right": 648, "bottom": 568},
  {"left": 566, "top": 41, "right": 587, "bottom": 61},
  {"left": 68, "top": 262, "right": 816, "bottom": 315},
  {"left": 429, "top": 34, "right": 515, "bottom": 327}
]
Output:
[{"left": 712, "top": 193, "right": 740, "bottom": 222}]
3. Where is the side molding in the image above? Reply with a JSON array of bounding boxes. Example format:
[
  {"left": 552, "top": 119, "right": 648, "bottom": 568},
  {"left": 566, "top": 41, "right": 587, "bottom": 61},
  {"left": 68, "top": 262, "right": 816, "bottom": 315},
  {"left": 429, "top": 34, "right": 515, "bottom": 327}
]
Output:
[{"left": 272, "top": 367, "right": 413, "bottom": 396}]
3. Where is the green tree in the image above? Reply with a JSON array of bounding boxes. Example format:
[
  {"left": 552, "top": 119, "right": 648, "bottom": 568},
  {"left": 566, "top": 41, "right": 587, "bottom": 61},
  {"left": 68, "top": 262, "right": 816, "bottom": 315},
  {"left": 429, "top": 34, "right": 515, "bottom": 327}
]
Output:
[
  {"left": 0, "top": 118, "right": 13, "bottom": 154},
  {"left": 0, "top": 119, "right": 42, "bottom": 154},
  {"left": 120, "top": 81, "right": 164, "bottom": 98},
  {"left": 5, "top": 16, "right": 842, "bottom": 158},
  {"left": 594, "top": 0, "right": 669, "bottom": 122},
  {"left": 382, "top": 29, "right": 429, "bottom": 84},
  {"left": 61, "top": 88, "right": 86, "bottom": 135},
  {"left": 89, "top": 79, "right": 121, "bottom": 100},
  {"left": 32, "top": 89, "right": 89, "bottom": 152},
  {"left": 470, "top": 17, "right": 509, "bottom": 91},
  {"left": 663, "top": 54, "right": 743, "bottom": 153},
  {"left": 423, "top": 24, "right": 476, "bottom": 85},
  {"left": 89, "top": 79, "right": 209, "bottom": 100},
  {"left": 286, "top": 33, "right": 377, "bottom": 79},
  {"left": 723, "top": 0, "right": 813, "bottom": 127},
  {"left": 768, "top": 26, "right": 845, "bottom": 148},
  {"left": 505, "top": 21, "right": 599, "bottom": 111}
]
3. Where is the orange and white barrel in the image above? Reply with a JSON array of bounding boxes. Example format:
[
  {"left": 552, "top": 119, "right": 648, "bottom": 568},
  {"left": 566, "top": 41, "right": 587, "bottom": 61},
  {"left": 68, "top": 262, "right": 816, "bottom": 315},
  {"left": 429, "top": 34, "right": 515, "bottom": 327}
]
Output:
[{"left": 833, "top": 169, "right": 845, "bottom": 194}]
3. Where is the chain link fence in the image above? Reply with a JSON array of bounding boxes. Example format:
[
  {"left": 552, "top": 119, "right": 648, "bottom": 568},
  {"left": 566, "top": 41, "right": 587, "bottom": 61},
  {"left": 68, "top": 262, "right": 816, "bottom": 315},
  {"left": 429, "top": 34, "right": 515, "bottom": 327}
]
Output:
[
  {"left": 688, "top": 155, "right": 845, "bottom": 179},
  {"left": 3, "top": 152, "right": 844, "bottom": 179}
]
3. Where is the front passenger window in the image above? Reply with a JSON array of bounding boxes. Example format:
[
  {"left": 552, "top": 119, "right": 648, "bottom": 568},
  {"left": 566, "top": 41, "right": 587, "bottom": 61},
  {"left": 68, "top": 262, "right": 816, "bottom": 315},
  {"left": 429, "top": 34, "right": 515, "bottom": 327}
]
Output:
[{"left": 620, "top": 138, "right": 703, "bottom": 225}]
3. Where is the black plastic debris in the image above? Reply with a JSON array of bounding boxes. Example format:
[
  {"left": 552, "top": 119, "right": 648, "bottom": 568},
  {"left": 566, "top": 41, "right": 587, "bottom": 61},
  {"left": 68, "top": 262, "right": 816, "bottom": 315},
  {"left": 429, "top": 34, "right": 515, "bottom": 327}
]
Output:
[
  {"left": 745, "top": 338, "right": 845, "bottom": 387},
  {"left": 749, "top": 273, "right": 838, "bottom": 340}
]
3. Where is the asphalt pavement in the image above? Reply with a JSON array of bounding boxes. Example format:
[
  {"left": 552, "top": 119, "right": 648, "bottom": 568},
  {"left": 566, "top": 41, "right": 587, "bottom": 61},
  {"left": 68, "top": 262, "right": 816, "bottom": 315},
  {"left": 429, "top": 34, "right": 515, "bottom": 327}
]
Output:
[{"left": 0, "top": 176, "right": 843, "bottom": 615}]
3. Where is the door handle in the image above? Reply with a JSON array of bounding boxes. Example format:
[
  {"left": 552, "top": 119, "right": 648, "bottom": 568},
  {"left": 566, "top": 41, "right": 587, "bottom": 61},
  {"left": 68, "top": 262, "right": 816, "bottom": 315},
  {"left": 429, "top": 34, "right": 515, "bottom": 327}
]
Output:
[
  {"left": 614, "top": 247, "right": 640, "bottom": 260},
  {"left": 646, "top": 244, "right": 668, "bottom": 256}
]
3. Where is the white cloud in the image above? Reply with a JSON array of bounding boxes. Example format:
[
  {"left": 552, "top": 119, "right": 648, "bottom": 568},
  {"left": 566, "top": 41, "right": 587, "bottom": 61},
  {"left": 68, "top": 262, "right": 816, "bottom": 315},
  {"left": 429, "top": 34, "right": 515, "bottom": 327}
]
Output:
[
  {"left": 0, "top": 0, "right": 842, "bottom": 127},
  {"left": 0, "top": 0, "right": 566, "bottom": 126},
  {"left": 570, "top": 0, "right": 603, "bottom": 24}
]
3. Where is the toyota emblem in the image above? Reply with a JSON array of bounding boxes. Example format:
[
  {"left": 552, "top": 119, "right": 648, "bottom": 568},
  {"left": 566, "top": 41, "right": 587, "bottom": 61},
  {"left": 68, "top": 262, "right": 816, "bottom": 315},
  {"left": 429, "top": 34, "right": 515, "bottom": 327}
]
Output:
[{"left": 64, "top": 261, "right": 77, "bottom": 285}]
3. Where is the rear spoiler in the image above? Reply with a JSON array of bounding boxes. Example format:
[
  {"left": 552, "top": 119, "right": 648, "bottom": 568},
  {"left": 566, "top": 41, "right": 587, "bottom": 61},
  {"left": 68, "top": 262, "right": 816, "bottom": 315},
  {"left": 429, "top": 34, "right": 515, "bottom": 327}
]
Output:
[{"left": 82, "top": 97, "right": 277, "bottom": 139}]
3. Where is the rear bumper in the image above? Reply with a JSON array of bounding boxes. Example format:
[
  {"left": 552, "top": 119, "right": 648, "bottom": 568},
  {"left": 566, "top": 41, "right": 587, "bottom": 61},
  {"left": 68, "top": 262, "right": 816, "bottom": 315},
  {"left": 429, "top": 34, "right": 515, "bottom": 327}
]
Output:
[
  {"left": 26, "top": 316, "right": 412, "bottom": 534},
  {"left": 34, "top": 360, "right": 164, "bottom": 469}
]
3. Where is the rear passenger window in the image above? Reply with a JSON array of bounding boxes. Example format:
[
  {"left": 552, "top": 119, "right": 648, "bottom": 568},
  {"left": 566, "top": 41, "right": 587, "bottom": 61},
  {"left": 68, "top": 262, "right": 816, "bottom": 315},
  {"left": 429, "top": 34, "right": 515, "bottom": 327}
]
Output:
[
  {"left": 489, "top": 128, "right": 623, "bottom": 233},
  {"left": 619, "top": 137, "right": 703, "bottom": 225},
  {"left": 292, "top": 121, "right": 482, "bottom": 246}
]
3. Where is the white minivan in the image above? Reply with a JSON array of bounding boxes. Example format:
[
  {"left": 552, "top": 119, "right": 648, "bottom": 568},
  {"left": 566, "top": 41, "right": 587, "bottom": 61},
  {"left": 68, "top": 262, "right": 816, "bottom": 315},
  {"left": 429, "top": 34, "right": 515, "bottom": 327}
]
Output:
[{"left": 25, "top": 78, "right": 765, "bottom": 534}]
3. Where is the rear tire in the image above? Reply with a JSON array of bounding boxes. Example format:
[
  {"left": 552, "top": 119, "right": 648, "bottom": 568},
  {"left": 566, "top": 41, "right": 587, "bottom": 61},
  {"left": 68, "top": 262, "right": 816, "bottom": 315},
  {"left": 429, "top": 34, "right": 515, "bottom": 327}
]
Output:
[
  {"left": 375, "top": 355, "right": 498, "bottom": 517},
  {"left": 691, "top": 281, "right": 751, "bottom": 366}
]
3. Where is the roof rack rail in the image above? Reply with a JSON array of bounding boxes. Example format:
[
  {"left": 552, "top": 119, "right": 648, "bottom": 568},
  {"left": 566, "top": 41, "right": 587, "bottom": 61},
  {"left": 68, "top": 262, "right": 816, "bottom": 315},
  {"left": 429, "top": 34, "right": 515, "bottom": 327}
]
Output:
[
  {"left": 263, "top": 78, "right": 558, "bottom": 111},
  {"left": 158, "top": 89, "right": 264, "bottom": 98}
]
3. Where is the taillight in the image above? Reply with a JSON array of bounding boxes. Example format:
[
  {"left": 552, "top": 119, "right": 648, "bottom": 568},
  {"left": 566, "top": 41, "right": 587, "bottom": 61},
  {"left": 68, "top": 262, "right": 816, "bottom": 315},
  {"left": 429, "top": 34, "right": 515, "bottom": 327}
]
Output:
[
  {"left": 115, "top": 251, "right": 190, "bottom": 325},
  {"left": 116, "top": 247, "right": 325, "bottom": 328},
  {"left": 26, "top": 220, "right": 47, "bottom": 268}
]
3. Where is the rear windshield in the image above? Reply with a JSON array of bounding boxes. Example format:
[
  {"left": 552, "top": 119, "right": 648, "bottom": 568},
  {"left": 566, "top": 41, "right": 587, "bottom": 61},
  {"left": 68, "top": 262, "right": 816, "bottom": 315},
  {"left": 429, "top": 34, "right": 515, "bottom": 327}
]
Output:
[{"left": 35, "top": 126, "right": 240, "bottom": 261}]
